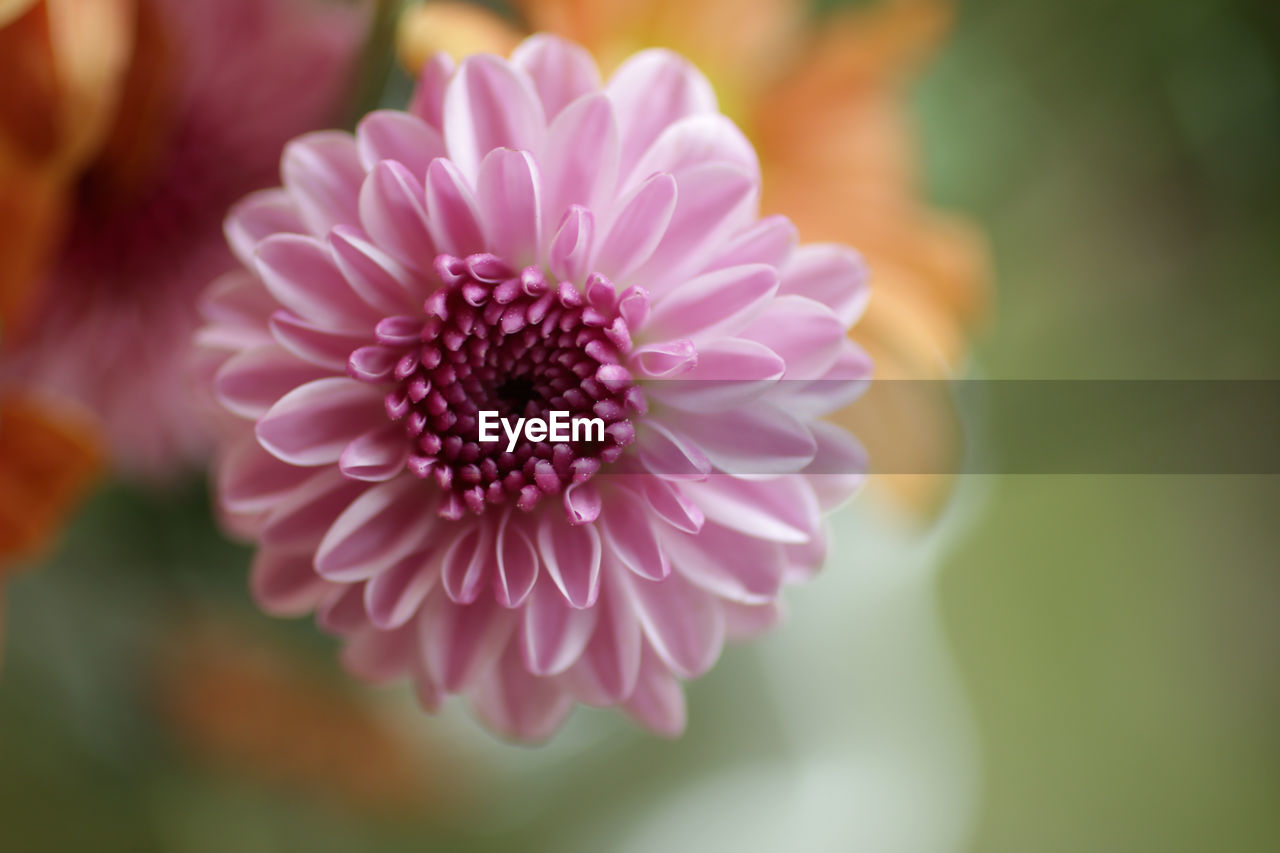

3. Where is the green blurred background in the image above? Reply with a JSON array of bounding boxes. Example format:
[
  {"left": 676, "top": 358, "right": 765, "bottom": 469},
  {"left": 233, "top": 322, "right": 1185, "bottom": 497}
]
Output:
[{"left": 3, "top": 0, "right": 1279, "bottom": 850}]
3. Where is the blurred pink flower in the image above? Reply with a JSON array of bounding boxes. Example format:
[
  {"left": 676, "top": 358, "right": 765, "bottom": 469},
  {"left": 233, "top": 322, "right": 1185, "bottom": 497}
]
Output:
[
  {"left": 2, "top": 0, "right": 367, "bottom": 477},
  {"left": 198, "top": 35, "right": 870, "bottom": 740}
]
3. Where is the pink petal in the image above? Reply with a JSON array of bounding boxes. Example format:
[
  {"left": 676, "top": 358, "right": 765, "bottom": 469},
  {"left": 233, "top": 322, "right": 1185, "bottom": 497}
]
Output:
[
  {"left": 561, "top": 569, "right": 642, "bottom": 705},
  {"left": 408, "top": 52, "right": 455, "bottom": 131},
  {"left": 774, "top": 339, "right": 873, "bottom": 419},
  {"left": 443, "top": 53, "right": 546, "bottom": 181},
  {"left": 256, "top": 377, "right": 384, "bottom": 466},
  {"left": 339, "top": 422, "right": 410, "bottom": 482},
  {"left": 621, "top": 570, "right": 724, "bottom": 679},
  {"left": 476, "top": 148, "right": 542, "bottom": 267},
  {"left": 539, "top": 93, "right": 619, "bottom": 234},
  {"left": 425, "top": 158, "right": 486, "bottom": 258},
  {"left": 635, "top": 163, "right": 758, "bottom": 293},
  {"left": 225, "top": 188, "right": 305, "bottom": 267},
  {"left": 315, "top": 477, "right": 434, "bottom": 582},
  {"left": 723, "top": 600, "right": 783, "bottom": 641},
  {"left": 662, "top": 519, "right": 786, "bottom": 605},
  {"left": 441, "top": 520, "right": 493, "bottom": 605},
  {"left": 741, "top": 295, "right": 846, "bottom": 380},
  {"left": 681, "top": 475, "right": 819, "bottom": 545},
  {"left": 418, "top": 590, "right": 516, "bottom": 692},
  {"left": 470, "top": 644, "right": 574, "bottom": 741},
  {"left": 364, "top": 548, "right": 441, "bottom": 629},
  {"left": 329, "top": 226, "right": 421, "bottom": 315},
  {"left": 218, "top": 435, "right": 317, "bottom": 515},
  {"left": 356, "top": 109, "right": 446, "bottom": 178},
  {"left": 601, "top": 496, "right": 669, "bottom": 581},
  {"left": 249, "top": 549, "right": 334, "bottom": 617},
  {"left": 358, "top": 160, "right": 436, "bottom": 272},
  {"left": 317, "top": 585, "right": 369, "bottom": 636},
  {"left": 630, "top": 113, "right": 758, "bottom": 186},
  {"left": 779, "top": 244, "right": 870, "bottom": 326},
  {"left": 639, "top": 479, "right": 705, "bottom": 534},
  {"left": 269, "top": 312, "right": 368, "bottom": 372},
  {"left": 536, "top": 515, "right": 602, "bottom": 608},
  {"left": 215, "top": 345, "right": 331, "bottom": 419},
  {"left": 647, "top": 339, "right": 784, "bottom": 413},
  {"left": 803, "top": 421, "right": 867, "bottom": 511},
  {"left": 707, "top": 214, "right": 797, "bottom": 271},
  {"left": 254, "top": 234, "right": 379, "bottom": 329},
  {"left": 511, "top": 34, "right": 602, "bottom": 119},
  {"left": 622, "top": 646, "right": 687, "bottom": 737},
  {"left": 562, "top": 481, "right": 602, "bottom": 525},
  {"left": 646, "top": 263, "right": 777, "bottom": 341},
  {"left": 281, "top": 131, "right": 364, "bottom": 236},
  {"left": 635, "top": 420, "right": 712, "bottom": 480},
  {"left": 594, "top": 172, "right": 678, "bottom": 281},
  {"left": 548, "top": 205, "right": 594, "bottom": 285},
  {"left": 340, "top": 624, "right": 416, "bottom": 684},
  {"left": 494, "top": 511, "right": 539, "bottom": 608},
  {"left": 607, "top": 48, "right": 717, "bottom": 179},
  {"left": 199, "top": 271, "right": 276, "bottom": 334},
  {"left": 666, "top": 404, "right": 816, "bottom": 475},
  {"left": 521, "top": 576, "right": 599, "bottom": 676},
  {"left": 260, "top": 469, "right": 365, "bottom": 552},
  {"left": 631, "top": 339, "right": 697, "bottom": 378}
]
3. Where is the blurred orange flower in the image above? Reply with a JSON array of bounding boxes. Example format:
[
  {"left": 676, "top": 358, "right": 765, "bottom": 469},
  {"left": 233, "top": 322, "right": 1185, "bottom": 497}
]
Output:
[{"left": 398, "top": 0, "right": 990, "bottom": 517}]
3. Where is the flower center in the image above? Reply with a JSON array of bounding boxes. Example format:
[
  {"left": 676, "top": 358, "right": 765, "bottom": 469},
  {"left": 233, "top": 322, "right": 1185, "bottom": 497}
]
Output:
[{"left": 360, "top": 253, "right": 644, "bottom": 520}]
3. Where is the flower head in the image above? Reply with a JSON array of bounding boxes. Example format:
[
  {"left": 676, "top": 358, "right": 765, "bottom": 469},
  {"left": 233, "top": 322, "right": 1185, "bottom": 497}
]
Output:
[
  {"left": 200, "top": 35, "right": 869, "bottom": 739},
  {"left": 0, "top": 0, "right": 367, "bottom": 477}
]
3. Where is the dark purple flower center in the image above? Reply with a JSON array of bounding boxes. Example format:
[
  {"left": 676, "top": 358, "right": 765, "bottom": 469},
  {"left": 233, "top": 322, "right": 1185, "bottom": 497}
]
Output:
[{"left": 352, "top": 253, "right": 645, "bottom": 520}]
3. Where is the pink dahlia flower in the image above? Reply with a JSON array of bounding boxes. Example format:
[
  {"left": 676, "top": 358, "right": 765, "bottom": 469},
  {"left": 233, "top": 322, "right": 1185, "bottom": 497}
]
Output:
[
  {"left": 2, "top": 0, "right": 367, "bottom": 477},
  {"left": 199, "top": 35, "right": 871, "bottom": 740}
]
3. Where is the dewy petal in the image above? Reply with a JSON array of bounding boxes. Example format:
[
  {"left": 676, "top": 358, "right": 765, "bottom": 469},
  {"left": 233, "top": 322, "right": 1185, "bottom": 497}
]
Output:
[
  {"left": 281, "top": 131, "right": 365, "bottom": 236},
  {"left": 511, "top": 34, "right": 602, "bottom": 119},
  {"left": 226, "top": 189, "right": 306, "bottom": 268},
  {"left": 315, "top": 477, "right": 433, "bottom": 582},
  {"left": 356, "top": 109, "right": 446, "bottom": 178},
  {"left": 443, "top": 53, "right": 546, "bottom": 182},
  {"left": 779, "top": 243, "right": 871, "bottom": 327},
  {"left": 256, "top": 377, "right": 384, "bottom": 466},
  {"left": 537, "top": 515, "right": 602, "bottom": 608},
  {"left": 594, "top": 172, "right": 678, "bottom": 281},
  {"left": 521, "top": 575, "right": 599, "bottom": 676},
  {"left": 254, "top": 234, "right": 380, "bottom": 329},
  {"left": 621, "top": 570, "right": 724, "bottom": 679},
  {"left": 607, "top": 48, "right": 718, "bottom": 180},
  {"left": 425, "top": 158, "right": 487, "bottom": 258},
  {"left": 539, "top": 93, "right": 619, "bottom": 235},
  {"left": 476, "top": 147, "right": 542, "bottom": 268}
]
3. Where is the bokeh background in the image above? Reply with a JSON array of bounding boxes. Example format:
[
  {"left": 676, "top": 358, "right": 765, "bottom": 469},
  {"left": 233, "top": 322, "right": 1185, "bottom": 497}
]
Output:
[{"left": 2, "top": 0, "right": 1279, "bottom": 851}]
